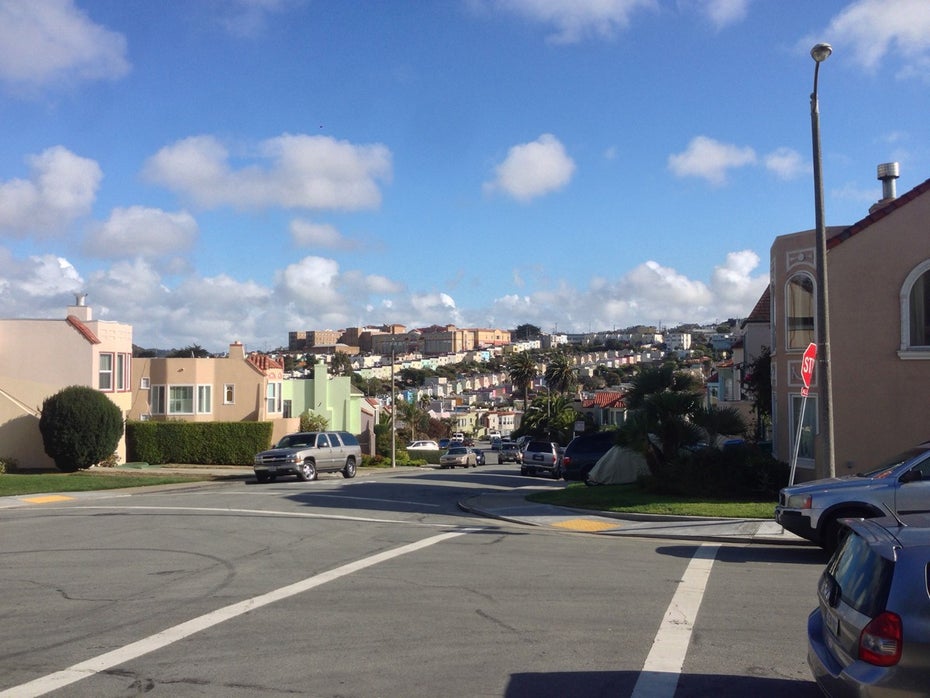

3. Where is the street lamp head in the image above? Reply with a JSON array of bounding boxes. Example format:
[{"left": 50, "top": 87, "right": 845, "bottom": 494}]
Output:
[{"left": 811, "top": 43, "right": 832, "bottom": 63}]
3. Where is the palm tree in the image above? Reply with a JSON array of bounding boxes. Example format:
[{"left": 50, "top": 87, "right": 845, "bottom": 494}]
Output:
[
  {"left": 395, "top": 399, "right": 426, "bottom": 442},
  {"left": 507, "top": 351, "right": 537, "bottom": 400},
  {"left": 544, "top": 352, "right": 576, "bottom": 395},
  {"left": 692, "top": 405, "right": 747, "bottom": 447}
]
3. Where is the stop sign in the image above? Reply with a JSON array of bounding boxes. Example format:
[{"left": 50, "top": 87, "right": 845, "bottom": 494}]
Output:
[{"left": 800, "top": 342, "right": 817, "bottom": 396}]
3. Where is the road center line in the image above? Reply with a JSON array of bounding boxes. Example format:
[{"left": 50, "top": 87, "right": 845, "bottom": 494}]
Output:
[
  {"left": 631, "top": 543, "right": 719, "bottom": 698},
  {"left": 0, "top": 530, "right": 469, "bottom": 697}
]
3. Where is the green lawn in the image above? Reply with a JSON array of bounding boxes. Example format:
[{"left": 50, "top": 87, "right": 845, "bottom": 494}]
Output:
[
  {"left": 528, "top": 482, "right": 777, "bottom": 519},
  {"left": 0, "top": 471, "right": 215, "bottom": 497}
]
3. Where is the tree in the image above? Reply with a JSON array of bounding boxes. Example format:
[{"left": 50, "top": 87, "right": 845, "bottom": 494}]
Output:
[
  {"left": 328, "top": 352, "right": 353, "bottom": 376},
  {"left": 300, "top": 411, "right": 329, "bottom": 432},
  {"left": 743, "top": 348, "right": 772, "bottom": 441},
  {"left": 512, "top": 323, "right": 541, "bottom": 340},
  {"left": 692, "top": 405, "right": 747, "bottom": 447},
  {"left": 395, "top": 399, "right": 427, "bottom": 441},
  {"left": 507, "top": 351, "right": 537, "bottom": 400},
  {"left": 544, "top": 352, "right": 576, "bottom": 395},
  {"left": 167, "top": 344, "right": 211, "bottom": 358},
  {"left": 39, "top": 386, "right": 124, "bottom": 472}
]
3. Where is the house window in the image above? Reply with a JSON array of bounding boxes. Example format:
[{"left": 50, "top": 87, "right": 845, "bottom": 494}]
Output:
[
  {"left": 151, "top": 385, "right": 165, "bottom": 414},
  {"left": 901, "top": 261, "right": 930, "bottom": 354},
  {"left": 169, "top": 386, "right": 194, "bottom": 414},
  {"left": 790, "top": 394, "right": 817, "bottom": 463},
  {"left": 140, "top": 377, "right": 150, "bottom": 390},
  {"left": 99, "top": 353, "right": 113, "bottom": 391},
  {"left": 224, "top": 384, "right": 235, "bottom": 404},
  {"left": 266, "top": 382, "right": 282, "bottom": 413},
  {"left": 785, "top": 273, "right": 815, "bottom": 350},
  {"left": 197, "top": 385, "right": 212, "bottom": 414},
  {"left": 116, "top": 353, "right": 129, "bottom": 391}
]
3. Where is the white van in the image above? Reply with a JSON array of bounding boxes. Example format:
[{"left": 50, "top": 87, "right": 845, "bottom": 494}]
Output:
[{"left": 451, "top": 432, "right": 465, "bottom": 443}]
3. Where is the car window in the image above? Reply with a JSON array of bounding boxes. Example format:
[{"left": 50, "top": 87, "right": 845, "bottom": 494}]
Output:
[
  {"left": 571, "top": 433, "right": 616, "bottom": 453},
  {"left": 340, "top": 432, "right": 359, "bottom": 446},
  {"left": 825, "top": 531, "right": 894, "bottom": 617},
  {"left": 317, "top": 434, "right": 331, "bottom": 447}
]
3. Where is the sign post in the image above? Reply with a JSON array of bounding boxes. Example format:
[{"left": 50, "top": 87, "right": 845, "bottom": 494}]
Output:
[{"left": 789, "top": 343, "right": 818, "bottom": 486}]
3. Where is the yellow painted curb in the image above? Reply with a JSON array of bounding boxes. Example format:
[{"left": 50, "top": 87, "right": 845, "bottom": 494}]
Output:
[
  {"left": 21, "top": 495, "right": 75, "bottom": 504},
  {"left": 550, "top": 518, "right": 619, "bottom": 532}
]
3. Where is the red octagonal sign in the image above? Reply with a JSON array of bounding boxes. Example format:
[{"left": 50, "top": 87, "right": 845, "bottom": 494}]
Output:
[{"left": 800, "top": 342, "right": 817, "bottom": 396}]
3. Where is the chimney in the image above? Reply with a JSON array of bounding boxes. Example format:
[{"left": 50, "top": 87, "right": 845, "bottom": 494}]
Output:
[
  {"left": 68, "top": 292, "right": 92, "bottom": 321},
  {"left": 870, "top": 162, "right": 900, "bottom": 213}
]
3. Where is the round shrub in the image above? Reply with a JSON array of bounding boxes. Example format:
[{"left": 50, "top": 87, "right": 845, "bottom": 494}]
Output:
[{"left": 39, "top": 386, "right": 124, "bottom": 472}]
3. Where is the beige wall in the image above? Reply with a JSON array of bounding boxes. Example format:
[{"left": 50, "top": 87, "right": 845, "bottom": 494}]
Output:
[
  {"left": 0, "top": 304, "right": 133, "bottom": 469},
  {"left": 772, "top": 191, "right": 930, "bottom": 478}
]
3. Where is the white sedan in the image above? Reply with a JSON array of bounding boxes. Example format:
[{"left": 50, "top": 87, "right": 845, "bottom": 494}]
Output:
[
  {"left": 439, "top": 446, "right": 477, "bottom": 468},
  {"left": 407, "top": 440, "right": 439, "bottom": 450}
]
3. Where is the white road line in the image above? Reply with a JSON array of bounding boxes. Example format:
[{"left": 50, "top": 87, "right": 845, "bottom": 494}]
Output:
[
  {"left": 631, "top": 543, "right": 719, "bottom": 698},
  {"left": 34, "top": 504, "right": 452, "bottom": 527},
  {"left": 0, "top": 530, "right": 469, "bottom": 697}
]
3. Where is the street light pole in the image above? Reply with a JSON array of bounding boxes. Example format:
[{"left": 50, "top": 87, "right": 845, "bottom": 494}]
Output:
[{"left": 810, "top": 42, "right": 836, "bottom": 478}]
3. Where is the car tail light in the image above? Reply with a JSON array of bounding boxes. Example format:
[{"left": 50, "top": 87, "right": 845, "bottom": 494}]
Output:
[
  {"left": 562, "top": 456, "right": 572, "bottom": 466},
  {"left": 859, "top": 612, "right": 902, "bottom": 666}
]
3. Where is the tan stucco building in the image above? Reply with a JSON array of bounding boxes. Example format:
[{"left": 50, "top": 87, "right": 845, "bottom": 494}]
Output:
[
  {"left": 0, "top": 297, "right": 133, "bottom": 469},
  {"left": 770, "top": 174, "right": 930, "bottom": 479}
]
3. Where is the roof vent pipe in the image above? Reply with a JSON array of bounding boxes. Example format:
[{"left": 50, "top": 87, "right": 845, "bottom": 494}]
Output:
[{"left": 877, "top": 162, "right": 899, "bottom": 201}]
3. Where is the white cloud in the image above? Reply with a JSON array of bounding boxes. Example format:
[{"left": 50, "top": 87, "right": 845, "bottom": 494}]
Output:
[
  {"left": 0, "top": 0, "right": 129, "bottom": 93},
  {"left": 764, "top": 147, "right": 807, "bottom": 180},
  {"left": 668, "top": 136, "right": 756, "bottom": 185},
  {"left": 480, "top": 0, "right": 658, "bottom": 44},
  {"left": 217, "top": 0, "right": 305, "bottom": 38},
  {"left": 275, "top": 256, "right": 343, "bottom": 307},
  {"left": 810, "top": 0, "right": 930, "bottom": 74},
  {"left": 702, "top": 0, "right": 750, "bottom": 29},
  {"left": 142, "top": 133, "right": 392, "bottom": 211},
  {"left": 290, "top": 219, "right": 357, "bottom": 250},
  {"left": 85, "top": 206, "right": 198, "bottom": 259},
  {"left": 0, "top": 146, "right": 102, "bottom": 236},
  {"left": 484, "top": 134, "right": 576, "bottom": 202}
]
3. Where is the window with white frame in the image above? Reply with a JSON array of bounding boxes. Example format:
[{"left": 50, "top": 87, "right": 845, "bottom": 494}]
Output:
[
  {"left": 790, "top": 394, "right": 817, "bottom": 463},
  {"left": 169, "top": 386, "right": 195, "bottom": 414},
  {"left": 901, "top": 260, "right": 930, "bottom": 354},
  {"left": 785, "top": 273, "right": 815, "bottom": 350},
  {"left": 99, "top": 353, "right": 113, "bottom": 391},
  {"left": 266, "top": 382, "right": 282, "bottom": 413},
  {"left": 224, "top": 384, "right": 235, "bottom": 404},
  {"left": 116, "top": 353, "right": 129, "bottom": 391},
  {"left": 150, "top": 385, "right": 165, "bottom": 414},
  {"left": 140, "top": 377, "right": 150, "bottom": 389},
  {"left": 197, "top": 385, "right": 212, "bottom": 414}
]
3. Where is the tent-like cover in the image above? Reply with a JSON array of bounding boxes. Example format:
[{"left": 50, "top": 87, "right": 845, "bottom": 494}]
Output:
[{"left": 586, "top": 445, "right": 648, "bottom": 485}]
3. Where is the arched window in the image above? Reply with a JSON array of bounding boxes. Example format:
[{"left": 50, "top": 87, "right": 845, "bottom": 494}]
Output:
[
  {"left": 900, "top": 260, "right": 930, "bottom": 354},
  {"left": 785, "top": 273, "right": 814, "bottom": 350}
]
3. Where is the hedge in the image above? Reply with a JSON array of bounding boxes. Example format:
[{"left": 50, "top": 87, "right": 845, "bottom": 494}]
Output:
[{"left": 126, "top": 421, "right": 274, "bottom": 465}]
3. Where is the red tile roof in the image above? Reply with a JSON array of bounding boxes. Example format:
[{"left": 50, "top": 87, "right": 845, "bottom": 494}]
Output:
[
  {"left": 581, "top": 391, "right": 625, "bottom": 409},
  {"left": 67, "top": 315, "right": 100, "bottom": 344},
  {"left": 248, "top": 353, "right": 283, "bottom": 371}
]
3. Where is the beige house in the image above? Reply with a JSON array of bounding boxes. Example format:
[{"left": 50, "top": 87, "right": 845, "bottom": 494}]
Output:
[
  {"left": 129, "top": 342, "right": 295, "bottom": 445},
  {"left": 0, "top": 296, "right": 133, "bottom": 469},
  {"left": 770, "top": 173, "right": 930, "bottom": 479}
]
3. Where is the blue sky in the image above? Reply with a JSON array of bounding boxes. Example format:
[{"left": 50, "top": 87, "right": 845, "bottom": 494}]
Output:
[{"left": 1, "top": 0, "right": 929, "bottom": 353}]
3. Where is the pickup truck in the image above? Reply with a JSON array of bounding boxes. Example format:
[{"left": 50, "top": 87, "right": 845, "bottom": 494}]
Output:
[{"left": 253, "top": 431, "right": 361, "bottom": 483}]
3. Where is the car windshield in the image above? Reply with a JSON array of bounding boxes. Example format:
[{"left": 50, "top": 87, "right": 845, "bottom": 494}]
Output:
[
  {"left": 277, "top": 433, "right": 315, "bottom": 448},
  {"left": 858, "top": 446, "right": 930, "bottom": 478},
  {"left": 447, "top": 447, "right": 467, "bottom": 454}
]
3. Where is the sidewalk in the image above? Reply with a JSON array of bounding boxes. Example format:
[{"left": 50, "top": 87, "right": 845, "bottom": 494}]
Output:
[{"left": 459, "top": 490, "right": 808, "bottom": 546}]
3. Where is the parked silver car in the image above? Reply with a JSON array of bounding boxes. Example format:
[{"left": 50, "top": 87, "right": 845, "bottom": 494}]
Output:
[
  {"left": 775, "top": 442, "right": 930, "bottom": 550},
  {"left": 520, "top": 440, "right": 561, "bottom": 478},
  {"left": 253, "top": 431, "right": 361, "bottom": 482},
  {"left": 808, "top": 514, "right": 930, "bottom": 697},
  {"left": 439, "top": 446, "right": 476, "bottom": 469}
]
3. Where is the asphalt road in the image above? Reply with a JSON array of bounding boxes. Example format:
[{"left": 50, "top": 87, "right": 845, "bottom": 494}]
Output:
[{"left": 0, "top": 466, "right": 827, "bottom": 697}]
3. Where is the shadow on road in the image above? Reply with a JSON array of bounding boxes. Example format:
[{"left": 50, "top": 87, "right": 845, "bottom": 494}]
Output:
[
  {"left": 655, "top": 543, "right": 829, "bottom": 566},
  {"left": 504, "top": 670, "right": 820, "bottom": 697}
]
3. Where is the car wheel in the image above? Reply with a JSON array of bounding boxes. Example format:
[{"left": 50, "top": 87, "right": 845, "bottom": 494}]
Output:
[
  {"left": 821, "top": 512, "right": 861, "bottom": 552},
  {"left": 297, "top": 460, "right": 317, "bottom": 482},
  {"left": 255, "top": 472, "right": 269, "bottom": 483},
  {"left": 520, "top": 466, "right": 528, "bottom": 476},
  {"left": 342, "top": 458, "right": 357, "bottom": 479}
]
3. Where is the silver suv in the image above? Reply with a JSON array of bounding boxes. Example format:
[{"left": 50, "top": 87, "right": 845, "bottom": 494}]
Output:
[
  {"left": 253, "top": 431, "right": 361, "bottom": 483},
  {"left": 520, "top": 440, "right": 561, "bottom": 478},
  {"left": 808, "top": 514, "right": 930, "bottom": 697},
  {"left": 775, "top": 442, "right": 930, "bottom": 550}
]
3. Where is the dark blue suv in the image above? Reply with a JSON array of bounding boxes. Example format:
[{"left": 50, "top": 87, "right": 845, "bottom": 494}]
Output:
[{"left": 560, "top": 431, "right": 617, "bottom": 481}]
